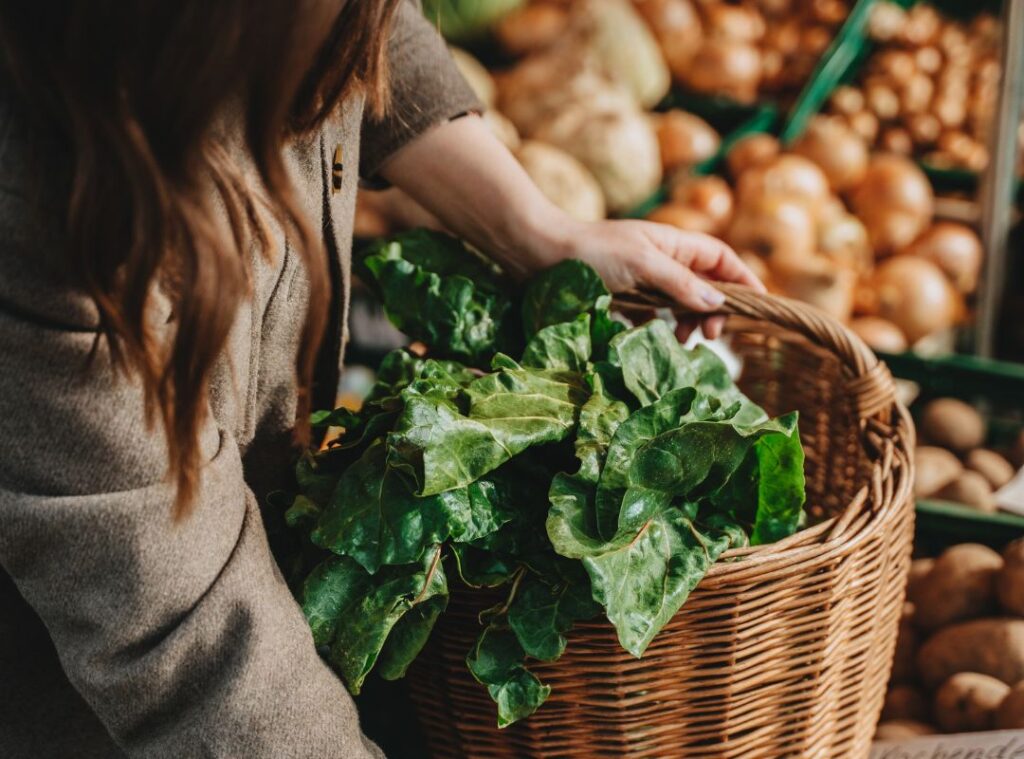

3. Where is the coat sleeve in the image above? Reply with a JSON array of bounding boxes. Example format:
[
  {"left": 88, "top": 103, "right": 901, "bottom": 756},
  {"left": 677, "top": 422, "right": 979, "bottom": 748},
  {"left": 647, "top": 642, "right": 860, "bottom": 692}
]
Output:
[
  {"left": 0, "top": 306, "right": 383, "bottom": 758},
  {"left": 359, "top": 0, "right": 482, "bottom": 179}
]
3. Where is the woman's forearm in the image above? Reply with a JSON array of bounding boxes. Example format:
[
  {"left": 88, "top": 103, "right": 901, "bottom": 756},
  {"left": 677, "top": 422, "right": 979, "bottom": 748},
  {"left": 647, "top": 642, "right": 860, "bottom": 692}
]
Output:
[{"left": 378, "top": 115, "right": 569, "bottom": 278}]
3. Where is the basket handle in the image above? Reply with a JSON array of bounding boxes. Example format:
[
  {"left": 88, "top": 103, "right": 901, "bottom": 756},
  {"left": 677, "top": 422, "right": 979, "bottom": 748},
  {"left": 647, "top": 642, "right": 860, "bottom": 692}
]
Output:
[{"left": 614, "top": 283, "right": 897, "bottom": 422}]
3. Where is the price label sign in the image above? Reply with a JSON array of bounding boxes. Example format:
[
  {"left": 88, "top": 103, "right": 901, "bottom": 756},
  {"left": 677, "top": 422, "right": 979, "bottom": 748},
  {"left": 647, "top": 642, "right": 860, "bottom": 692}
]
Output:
[{"left": 872, "top": 731, "right": 1024, "bottom": 759}]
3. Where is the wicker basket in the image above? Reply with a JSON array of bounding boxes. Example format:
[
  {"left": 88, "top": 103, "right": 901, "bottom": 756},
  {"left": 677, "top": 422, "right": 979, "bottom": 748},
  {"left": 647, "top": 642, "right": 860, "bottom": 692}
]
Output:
[{"left": 407, "top": 284, "right": 915, "bottom": 759}]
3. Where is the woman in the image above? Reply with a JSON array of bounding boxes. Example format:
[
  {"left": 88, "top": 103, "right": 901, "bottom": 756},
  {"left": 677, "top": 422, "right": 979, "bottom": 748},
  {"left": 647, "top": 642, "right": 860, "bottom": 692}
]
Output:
[{"left": 0, "top": 1, "right": 761, "bottom": 757}]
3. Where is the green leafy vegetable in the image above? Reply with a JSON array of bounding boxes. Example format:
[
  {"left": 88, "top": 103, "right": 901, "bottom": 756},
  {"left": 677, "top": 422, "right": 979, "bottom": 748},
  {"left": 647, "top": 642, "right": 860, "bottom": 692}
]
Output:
[{"left": 285, "top": 232, "right": 808, "bottom": 727}]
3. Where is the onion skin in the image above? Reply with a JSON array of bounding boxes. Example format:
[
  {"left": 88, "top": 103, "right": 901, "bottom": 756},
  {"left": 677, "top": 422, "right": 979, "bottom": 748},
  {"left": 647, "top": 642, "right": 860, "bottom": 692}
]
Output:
[
  {"left": 736, "top": 155, "right": 831, "bottom": 215},
  {"left": 683, "top": 38, "right": 761, "bottom": 103},
  {"left": 655, "top": 110, "right": 720, "bottom": 172},
  {"left": 792, "top": 115, "right": 869, "bottom": 192},
  {"left": 495, "top": 3, "right": 569, "bottom": 56},
  {"left": 726, "top": 133, "right": 780, "bottom": 178},
  {"left": 516, "top": 140, "right": 606, "bottom": 222},
  {"left": 850, "top": 154, "right": 934, "bottom": 254},
  {"left": 727, "top": 194, "right": 816, "bottom": 258},
  {"left": 902, "top": 221, "right": 982, "bottom": 294},
  {"left": 669, "top": 175, "right": 733, "bottom": 232},
  {"left": 871, "top": 255, "right": 960, "bottom": 343},
  {"left": 647, "top": 203, "right": 717, "bottom": 233},
  {"left": 634, "top": 0, "right": 703, "bottom": 79},
  {"left": 850, "top": 317, "right": 908, "bottom": 353}
]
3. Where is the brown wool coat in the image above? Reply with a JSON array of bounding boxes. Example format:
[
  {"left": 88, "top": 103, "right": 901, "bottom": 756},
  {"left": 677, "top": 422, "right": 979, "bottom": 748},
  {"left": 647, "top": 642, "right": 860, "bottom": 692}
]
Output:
[{"left": 0, "top": 5, "right": 478, "bottom": 757}]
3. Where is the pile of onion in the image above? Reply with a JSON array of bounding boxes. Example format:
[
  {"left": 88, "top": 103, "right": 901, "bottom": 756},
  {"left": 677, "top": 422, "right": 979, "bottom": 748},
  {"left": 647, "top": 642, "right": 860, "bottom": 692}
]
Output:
[
  {"left": 848, "top": 153, "right": 934, "bottom": 254},
  {"left": 826, "top": 2, "right": 1002, "bottom": 172}
]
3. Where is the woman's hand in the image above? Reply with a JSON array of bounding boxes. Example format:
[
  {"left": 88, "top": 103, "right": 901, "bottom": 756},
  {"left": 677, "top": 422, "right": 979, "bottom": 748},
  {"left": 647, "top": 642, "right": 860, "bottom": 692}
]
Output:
[
  {"left": 520, "top": 215, "right": 764, "bottom": 339},
  {"left": 380, "top": 114, "right": 764, "bottom": 338}
]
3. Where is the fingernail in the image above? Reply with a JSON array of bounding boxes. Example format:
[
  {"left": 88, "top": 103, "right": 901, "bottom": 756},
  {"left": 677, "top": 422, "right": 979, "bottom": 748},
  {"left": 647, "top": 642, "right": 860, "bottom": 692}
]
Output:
[{"left": 701, "top": 287, "right": 725, "bottom": 307}]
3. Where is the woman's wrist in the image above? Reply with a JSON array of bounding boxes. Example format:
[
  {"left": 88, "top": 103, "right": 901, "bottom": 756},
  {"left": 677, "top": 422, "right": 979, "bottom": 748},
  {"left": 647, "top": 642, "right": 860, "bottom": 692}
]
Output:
[{"left": 501, "top": 197, "right": 587, "bottom": 277}]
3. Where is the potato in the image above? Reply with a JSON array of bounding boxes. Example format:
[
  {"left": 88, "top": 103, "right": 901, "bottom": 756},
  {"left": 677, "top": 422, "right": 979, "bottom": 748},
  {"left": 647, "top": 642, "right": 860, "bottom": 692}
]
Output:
[
  {"left": 891, "top": 607, "right": 920, "bottom": 683},
  {"left": 995, "top": 681, "right": 1024, "bottom": 729},
  {"left": 920, "top": 398, "right": 986, "bottom": 453},
  {"left": 911, "top": 543, "right": 1001, "bottom": 630},
  {"left": 914, "top": 446, "right": 962, "bottom": 498},
  {"left": 917, "top": 619, "right": 1024, "bottom": 687},
  {"left": 874, "top": 720, "right": 937, "bottom": 740},
  {"left": 882, "top": 685, "right": 929, "bottom": 722},
  {"left": 997, "top": 539, "right": 1024, "bottom": 616},
  {"left": 966, "top": 448, "right": 1016, "bottom": 490},
  {"left": 934, "top": 471, "right": 996, "bottom": 513},
  {"left": 933, "top": 672, "right": 1010, "bottom": 732},
  {"left": 906, "top": 559, "right": 934, "bottom": 605}
]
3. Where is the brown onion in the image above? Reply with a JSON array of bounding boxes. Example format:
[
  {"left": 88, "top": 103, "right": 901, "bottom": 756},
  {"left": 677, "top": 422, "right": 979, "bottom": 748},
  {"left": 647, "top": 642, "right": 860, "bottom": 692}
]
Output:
[
  {"left": 848, "top": 110, "right": 880, "bottom": 143},
  {"left": 655, "top": 110, "right": 721, "bottom": 172},
  {"left": 902, "top": 221, "right": 983, "bottom": 294},
  {"left": 792, "top": 115, "right": 869, "bottom": 192},
  {"left": 702, "top": 4, "right": 765, "bottom": 41},
  {"left": 647, "top": 203, "right": 717, "bottom": 233},
  {"left": 726, "top": 133, "right": 780, "bottom": 178},
  {"left": 872, "top": 255, "right": 961, "bottom": 342},
  {"left": 727, "top": 195, "right": 816, "bottom": 258},
  {"left": 495, "top": 3, "right": 569, "bottom": 56},
  {"left": 850, "top": 317, "right": 909, "bottom": 353},
  {"left": 850, "top": 154, "right": 935, "bottom": 254},
  {"left": 683, "top": 38, "right": 761, "bottom": 103},
  {"left": 635, "top": 0, "right": 703, "bottom": 79},
  {"left": 736, "top": 154, "right": 831, "bottom": 213},
  {"left": 670, "top": 175, "right": 733, "bottom": 233}
]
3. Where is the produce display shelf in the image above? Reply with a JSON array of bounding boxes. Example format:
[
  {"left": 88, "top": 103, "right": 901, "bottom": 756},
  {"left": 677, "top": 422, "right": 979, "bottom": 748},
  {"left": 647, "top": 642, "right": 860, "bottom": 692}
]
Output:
[{"left": 878, "top": 349, "right": 1024, "bottom": 546}]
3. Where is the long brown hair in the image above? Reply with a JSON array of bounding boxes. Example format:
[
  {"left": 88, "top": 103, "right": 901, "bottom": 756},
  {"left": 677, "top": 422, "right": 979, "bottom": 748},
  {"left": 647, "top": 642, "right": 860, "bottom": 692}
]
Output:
[{"left": 0, "top": 0, "right": 401, "bottom": 518}]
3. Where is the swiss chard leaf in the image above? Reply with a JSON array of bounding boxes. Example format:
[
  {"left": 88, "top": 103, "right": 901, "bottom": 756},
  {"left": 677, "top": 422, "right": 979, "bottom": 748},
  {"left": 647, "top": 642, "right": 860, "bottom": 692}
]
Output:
[
  {"left": 581, "top": 511, "right": 747, "bottom": 657},
  {"left": 467, "top": 623, "right": 551, "bottom": 728},
  {"left": 358, "top": 230, "right": 515, "bottom": 364},
  {"left": 376, "top": 593, "right": 448, "bottom": 681},
  {"left": 388, "top": 360, "right": 587, "bottom": 496},
  {"left": 520, "top": 314, "right": 592, "bottom": 372},
  {"left": 507, "top": 565, "right": 600, "bottom": 661},
  {"left": 574, "top": 373, "right": 630, "bottom": 484},
  {"left": 301, "top": 548, "right": 448, "bottom": 694},
  {"left": 312, "top": 442, "right": 513, "bottom": 574},
  {"left": 521, "top": 259, "right": 610, "bottom": 338}
]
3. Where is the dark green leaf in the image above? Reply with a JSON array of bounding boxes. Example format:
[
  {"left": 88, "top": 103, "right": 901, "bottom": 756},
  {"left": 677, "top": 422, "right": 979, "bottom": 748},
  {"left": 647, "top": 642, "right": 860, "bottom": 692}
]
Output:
[
  {"left": 508, "top": 567, "right": 600, "bottom": 661},
  {"left": 284, "top": 494, "right": 321, "bottom": 531},
  {"left": 322, "top": 548, "right": 448, "bottom": 693},
  {"left": 521, "top": 259, "right": 609, "bottom": 338},
  {"left": 377, "top": 594, "right": 448, "bottom": 681},
  {"left": 451, "top": 543, "right": 519, "bottom": 588},
  {"left": 358, "top": 230, "right": 514, "bottom": 364},
  {"left": 521, "top": 314, "right": 591, "bottom": 372},
  {"left": 466, "top": 624, "right": 551, "bottom": 728},
  {"left": 301, "top": 555, "right": 371, "bottom": 648}
]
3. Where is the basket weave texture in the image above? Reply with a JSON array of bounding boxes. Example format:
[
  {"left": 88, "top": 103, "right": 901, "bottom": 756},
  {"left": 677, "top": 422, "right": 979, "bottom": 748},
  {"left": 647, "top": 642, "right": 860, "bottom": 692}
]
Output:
[{"left": 407, "top": 284, "right": 915, "bottom": 759}]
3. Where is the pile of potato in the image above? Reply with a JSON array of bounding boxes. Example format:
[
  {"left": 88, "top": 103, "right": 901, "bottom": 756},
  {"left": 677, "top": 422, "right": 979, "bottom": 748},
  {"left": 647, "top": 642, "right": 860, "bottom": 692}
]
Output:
[
  {"left": 914, "top": 397, "right": 1019, "bottom": 513},
  {"left": 826, "top": 1, "right": 1021, "bottom": 175},
  {"left": 646, "top": 121, "right": 982, "bottom": 348},
  {"left": 877, "top": 540, "right": 1024, "bottom": 738}
]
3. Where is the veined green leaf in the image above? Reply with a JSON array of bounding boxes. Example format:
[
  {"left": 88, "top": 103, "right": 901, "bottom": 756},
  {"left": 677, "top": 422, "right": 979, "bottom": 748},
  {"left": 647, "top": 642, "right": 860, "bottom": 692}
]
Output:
[
  {"left": 466, "top": 624, "right": 551, "bottom": 728},
  {"left": 304, "top": 548, "right": 448, "bottom": 694},
  {"left": 377, "top": 593, "right": 448, "bottom": 681},
  {"left": 582, "top": 511, "right": 746, "bottom": 657},
  {"left": 312, "top": 442, "right": 512, "bottom": 573},
  {"left": 508, "top": 565, "right": 600, "bottom": 661},
  {"left": 388, "top": 361, "right": 587, "bottom": 496},
  {"left": 575, "top": 373, "right": 630, "bottom": 483},
  {"left": 521, "top": 314, "right": 592, "bottom": 372}
]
